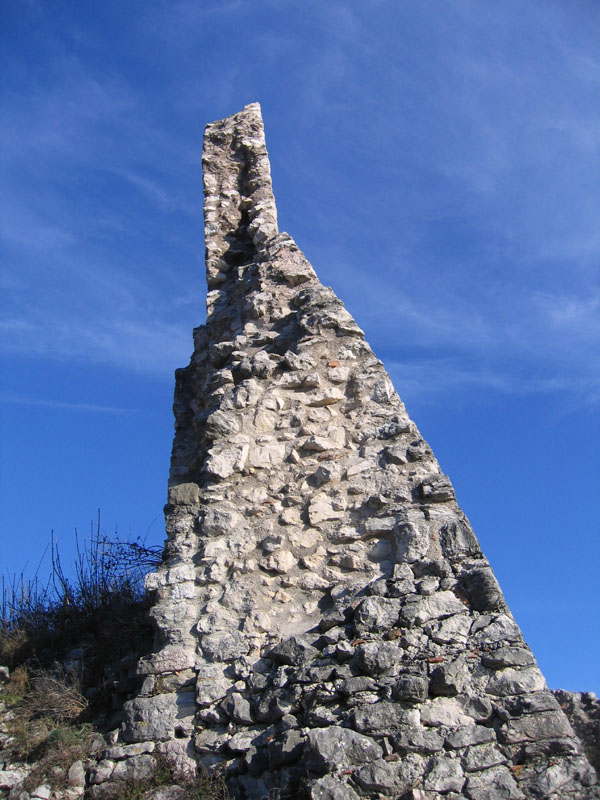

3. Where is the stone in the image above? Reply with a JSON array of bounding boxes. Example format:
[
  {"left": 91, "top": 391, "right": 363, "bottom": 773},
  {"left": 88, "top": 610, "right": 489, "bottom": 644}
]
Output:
[
  {"left": 123, "top": 692, "right": 197, "bottom": 742},
  {"left": 305, "top": 727, "right": 383, "bottom": 772},
  {"left": 352, "top": 641, "right": 402, "bottom": 674},
  {"left": 482, "top": 647, "right": 535, "bottom": 669},
  {"left": 308, "top": 494, "right": 345, "bottom": 525},
  {"left": 143, "top": 788, "right": 188, "bottom": 800},
  {"left": 201, "top": 631, "right": 249, "bottom": 661},
  {"left": 354, "top": 754, "right": 425, "bottom": 796},
  {"left": 499, "top": 711, "right": 574, "bottom": 744},
  {"left": 0, "top": 771, "right": 26, "bottom": 790},
  {"left": 414, "top": 591, "right": 466, "bottom": 624},
  {"left": 31, "top": 787, "right": 51, "bottom": 800},
  {"left": 462, "top": 744, "right": 507, "bottom": 772},
  {"left": 102, "top": 742, "right": 156, "bottom": 761},
  {"left": 196, "top": 664, "right": 233, "bottom": 707},
  {"left": 421, "top": 697, "right": 475, "bottom": 728},
  {"left": 464, "top": 766, "right": 525, "bottom": 799},
  {"left": 111, "top": 754, "right": 156, "bottom": 782},
  {"left": 268, "top": 729, "right": 305, "bottom": 768},
  {"left": 445, "top": 725, "right": 496, "bottom": 749},
  {"left": 429, "top": 656, "right": 469, "bottom": 696},
  {"left": 89, "top": 760, "right": 116, "bottom": 785},
  {"left": 352, "top": 701, "right": 418, "bottom": 734},
  {"left": 423, "top": 757, "right": 465, "bottom": 793},
  {"left": 486, "top": 666, "right": 546, "bottom": 696},
  {"left": 267, "top": 637, "right": 319, "bottom": 666},
  {"left": 221, "top": 692, "right": 254, "bottom": 724},
  {"left": 391, "top": 725, "right": 445, "bottom": 754},
  {"left": 392, "top": 675, "right": 429, "bottom": 704},
  {"left": 353, "top": 596, "right": 402, "bottom": 633},
  {"left": 66, "top": 761, "right": 85, "bottom": 787},
  {"left": 310, "top": 776, "right": 360, "bottom": 800}
]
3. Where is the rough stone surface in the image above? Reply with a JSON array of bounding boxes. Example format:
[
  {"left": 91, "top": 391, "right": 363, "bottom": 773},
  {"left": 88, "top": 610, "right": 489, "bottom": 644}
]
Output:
[{"left": 121, "top": 103, "right": 599, "bottom": 799}]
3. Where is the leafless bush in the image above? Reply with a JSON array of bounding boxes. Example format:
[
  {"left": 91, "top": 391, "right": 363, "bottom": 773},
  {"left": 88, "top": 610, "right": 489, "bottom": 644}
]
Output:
[{"left": 24, "top": 668, "right": 88, "bottom": 723}]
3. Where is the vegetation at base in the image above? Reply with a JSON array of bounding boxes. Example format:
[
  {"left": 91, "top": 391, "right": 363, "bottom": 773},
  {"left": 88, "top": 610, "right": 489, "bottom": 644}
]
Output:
[
  {"left": 0, "top": 517, "right": 232, "bottom": 798},
  {"left": 1, "top": 513, "right": 161, "bottom": 669}
]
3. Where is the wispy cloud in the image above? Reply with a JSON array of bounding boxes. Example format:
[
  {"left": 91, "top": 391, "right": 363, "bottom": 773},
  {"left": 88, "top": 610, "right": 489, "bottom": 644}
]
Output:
[
  {"left": 0, "top": 316, "right": 193, "bottom": 376},
  {"left": 0, "top": 393, "right": 129, "bottom": 415}
]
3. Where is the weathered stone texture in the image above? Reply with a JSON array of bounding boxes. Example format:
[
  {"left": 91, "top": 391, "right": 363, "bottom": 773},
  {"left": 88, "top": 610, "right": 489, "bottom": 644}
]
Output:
[{"left": 123, "top": 103, "right": 599, "bottom": 799}]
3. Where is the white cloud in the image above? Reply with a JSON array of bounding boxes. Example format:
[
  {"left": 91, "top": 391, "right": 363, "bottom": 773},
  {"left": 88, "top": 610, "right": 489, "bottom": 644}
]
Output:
[{"left": 0, "top": 393, "right": 129, "bottom": 415}]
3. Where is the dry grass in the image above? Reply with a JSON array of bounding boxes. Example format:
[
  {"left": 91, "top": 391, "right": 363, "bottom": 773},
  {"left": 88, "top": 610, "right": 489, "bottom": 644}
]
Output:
[{"left": 25, "top": 668, "right": 88, "bottom": 723}]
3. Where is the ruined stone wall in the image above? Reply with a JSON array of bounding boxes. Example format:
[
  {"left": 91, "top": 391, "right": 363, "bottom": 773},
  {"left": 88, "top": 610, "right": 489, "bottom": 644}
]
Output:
[{"left": 121, "top": 104, "right": 599, "bottom": 799}]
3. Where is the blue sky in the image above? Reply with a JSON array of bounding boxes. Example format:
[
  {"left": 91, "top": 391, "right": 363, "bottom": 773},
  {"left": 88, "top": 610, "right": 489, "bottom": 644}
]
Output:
[{"left": 1, "top": 0, "right": 599, "bottom": 692}]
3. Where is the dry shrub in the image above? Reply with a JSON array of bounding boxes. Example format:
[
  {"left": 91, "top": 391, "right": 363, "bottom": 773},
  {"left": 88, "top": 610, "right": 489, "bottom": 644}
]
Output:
[
  {"left": 24, "top": 668, "right": 88, "bottom": 723},
  {"left": 4, "top": 666, "right": 88, "bottom": 762}
]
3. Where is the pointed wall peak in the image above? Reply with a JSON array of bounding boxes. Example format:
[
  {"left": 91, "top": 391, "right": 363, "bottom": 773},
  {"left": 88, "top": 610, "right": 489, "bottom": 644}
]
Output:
[{"left": 202, "top": 102, "right": 278, "bottom": 292}]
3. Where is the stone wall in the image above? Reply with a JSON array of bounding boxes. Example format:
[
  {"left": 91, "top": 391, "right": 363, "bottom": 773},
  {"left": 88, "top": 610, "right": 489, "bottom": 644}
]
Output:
[{"left": 120, "top": 104, "right": 599, "bottom": 799}]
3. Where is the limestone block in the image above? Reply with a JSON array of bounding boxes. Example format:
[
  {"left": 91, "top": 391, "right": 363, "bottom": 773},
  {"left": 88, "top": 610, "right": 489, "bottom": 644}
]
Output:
[
  {"left": 472, "top": 614, "right": 522, "bottom": 646},
  {"left": 391, "top": 725, "right": 444, "bottom": 754},
  {"left": 429, "top": 656, "right": 469, "bottom": 697},
  {"left": 464, "top": 765, "right": 525, "bottom": 799},
  {"left": 205, "top": 409, "right": 240, "bottom": 438},
  {"left": 430, "top": 614, "right": 472, "bottom": 645},
  {"left": 310, "top": 776, "right": 360, "bottom": 800},
  {"left": 462, "top": 743, "right": 507, "bottom": 772},
  {"left": 423, "top": 757, "right": 464, "bottom": 793},
  {"left": 89, "top": 760, "right": 115, "bottom": 785},
  {"left": 268, "top": 729, "right": 305, "bottom": 768},
  {"left": 122, "top": 693, "right": 196, "bottom": 742},
  {"left": 201, "top": 631, "right": 249, "bottom": 661},
  {"left": 327, "top": 365, "right": 350, "bottom": 383},
  {"left": 445, "top": 725, "right": 496, "bottom": 749},
  {"left": 413, "top": 591, "right": 466, "bottom": 625},
  {"left": 196, "top": 664, "right": 233, "bottom": 707},
  {"left": 205, "top": 444, "right": 249, "bottom": 478},
  {"left": 264, "top": 549, "right": 296, "bottom": 573},
  {"left": 31, "top": 786, "right": 52, "bottom": 800},
  {"left": 66, "top": 760, "right": 85, "bottom": 788},
  {"left": 352, "top": 701, "right": 419, "bottom": 734},
  {"left": 111, "top": 754, "right": 156, "bottom": 782},
  {"left": 248, "top": 441, "right": 286, "bottom": 468},
  {"left": 346, "top": 459, "right": 376, "bottom": 478},
  {"left": 267, "top": 637, "right": 319, "bottom": 666},
  {"left": 499, "top": 711, "right": 574, "bottom": 744},
  {"left": 352, "top": 641, "right": 402, "bottom": 675},
  {"left": 305, "top": 727, "right": 383, "bottom": 772},
  {"left": 395, "top": 521, "right": 430, "bottom": 563},
  {"left": 103, "top": 741, "right": 155, "bottom": 760},
  {"left": 202, "top": 504, "right": 244, "bottom": 537},
  {"left": 307, "top": 388, "right": 344, "bottom": 407},
  {"left": 221, "top": 692, "right": 253, "bottom": 724},
  {"left": 354, "top": 597, "right": 402, "bottom": 633},
  {"left": 486, "top": 667, "right": 546, "bottom": 697},
  {"left": 167, "top": 482, "right": 200, "bottom": 506},
  {"left": 482, "top": 648, "right": 535, "bottom": 669},
  {"left": 308, "top": 494, "right": 345, "bottom": 525},
  {"left": 354, "top": 754, "right": 425, "bottom": 796},
  {"left": 392, "top": 675, "right": 429, "bottom": 704},
  {"left": 362, "top": 516, "right": 397, "bottom": 534},
  {"left": 421, "top": 698, "right": 475, "bottom": 728}
]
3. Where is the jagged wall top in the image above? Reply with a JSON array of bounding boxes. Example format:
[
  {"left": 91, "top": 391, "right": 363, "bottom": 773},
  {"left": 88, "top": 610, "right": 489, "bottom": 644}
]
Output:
[{"left": 202, "top": 103, "right": 278, "bottom": 291}]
